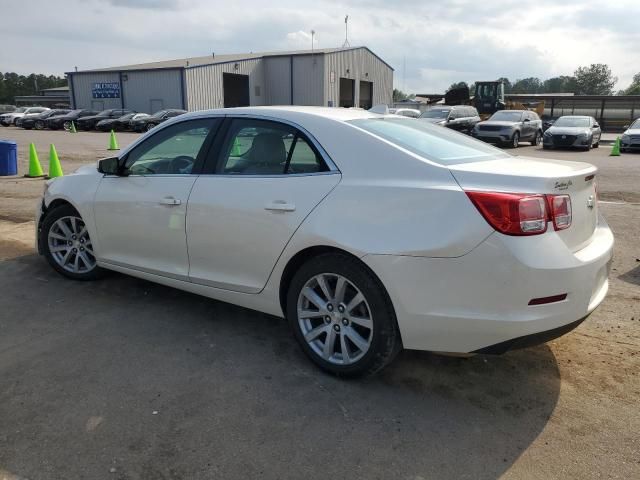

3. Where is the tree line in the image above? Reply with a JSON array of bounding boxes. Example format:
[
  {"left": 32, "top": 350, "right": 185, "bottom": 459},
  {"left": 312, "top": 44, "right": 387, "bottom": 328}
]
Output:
[
  {"left": 0, "top": 72, "right": 67, "bottom": 105},
  {"left": 447, "top": 64, "right": 640, "bottom": 96}
]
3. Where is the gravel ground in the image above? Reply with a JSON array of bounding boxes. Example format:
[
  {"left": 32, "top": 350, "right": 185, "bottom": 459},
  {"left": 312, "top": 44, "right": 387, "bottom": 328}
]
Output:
[{"left": 0, "top": 125, "right": 638, "bottom": 480}]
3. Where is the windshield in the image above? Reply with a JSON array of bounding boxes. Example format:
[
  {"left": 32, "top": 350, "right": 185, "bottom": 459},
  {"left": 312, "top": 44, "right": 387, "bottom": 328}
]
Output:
[
  {"left": 349, "top": 117, "right": 508, "bottom": 165},
  {"left": 420, "top": 109, "right": 450, "bottom": 119},
  {"left": 631, "top": 119, "right": 640, "bottom": 129},
  {"left": 554, "top": 117, "right": 590, "bottom": 128},
  {"left": 14, "top": 107, "right": 27, "bottom": 113},
  {"left": 150, "top": 110, "right": 168, "bottom": 119},
  {"left": 96, "top": 110, "right": 113, "bottom": 117},
  {"left": 489, "top": 111, "right": 523, "bottom": 122}
]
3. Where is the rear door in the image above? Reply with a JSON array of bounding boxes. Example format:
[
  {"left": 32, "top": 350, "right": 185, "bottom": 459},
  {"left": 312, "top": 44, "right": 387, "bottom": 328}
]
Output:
[{"left": 186, "top": 117, "right": 341, "bottom": 293}]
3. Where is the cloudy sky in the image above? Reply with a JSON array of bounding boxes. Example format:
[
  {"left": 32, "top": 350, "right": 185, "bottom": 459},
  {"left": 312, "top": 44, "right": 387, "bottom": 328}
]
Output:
[{"left": 2, "top": 0, "right": 639, "bottom": 93}]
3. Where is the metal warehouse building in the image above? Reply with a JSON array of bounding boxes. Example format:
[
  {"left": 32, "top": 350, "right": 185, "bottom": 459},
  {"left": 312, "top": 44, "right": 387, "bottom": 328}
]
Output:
[{"left": 67, "top": 47, "right": 393, "bottom": 113}]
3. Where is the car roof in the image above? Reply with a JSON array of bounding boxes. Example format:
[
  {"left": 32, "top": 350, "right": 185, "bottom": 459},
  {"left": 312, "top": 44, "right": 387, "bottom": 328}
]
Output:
[
  {"left": 180, "top": 106, "right": 382, "bottom": 123},
  {"left": 557, "top": 115, "right": 591, "bottom": 119}
]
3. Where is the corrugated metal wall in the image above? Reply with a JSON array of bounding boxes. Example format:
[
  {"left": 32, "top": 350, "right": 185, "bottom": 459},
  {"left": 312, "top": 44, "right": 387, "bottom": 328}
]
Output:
[
  {"left": 324, "top": 48, "right": 393, "bottom": 107},
  {"left": 122, "top": 69, "right": 183, "bottom": 113},
  {"left": 263, "top": 57, "right": 291, "bottom": 105},
  {"left": 292, "top": 55, "right": 324, "bottom": 106},
  {"left": 69, "top": 72, "right": 121, "bottom": 110},
  {"left": 185, "top": 59, "right": 264, "bottom": 111}
]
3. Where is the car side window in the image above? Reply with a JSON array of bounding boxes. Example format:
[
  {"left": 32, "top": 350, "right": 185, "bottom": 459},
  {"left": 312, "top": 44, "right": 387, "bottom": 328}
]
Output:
[
  {"left": 124, "top": 119, "right": 217, "bottom": 175},
  {"left": 218, "top": 119, "right": 328, "bottom": 175}
]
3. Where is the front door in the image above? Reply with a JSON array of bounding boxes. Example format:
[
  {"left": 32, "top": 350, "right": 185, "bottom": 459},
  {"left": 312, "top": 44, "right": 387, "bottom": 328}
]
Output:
[
  {"left": 93, "top": 118, "right": 220, "bottom": 280},
  {"left": 187, "top": 117, "right": 340, "bottom": 293}
]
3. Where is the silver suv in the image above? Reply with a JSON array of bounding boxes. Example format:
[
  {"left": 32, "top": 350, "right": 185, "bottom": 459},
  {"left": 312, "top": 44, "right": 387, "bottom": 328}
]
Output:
[{"left": 472, "top": 110, "right": 543, "bottom": 148}]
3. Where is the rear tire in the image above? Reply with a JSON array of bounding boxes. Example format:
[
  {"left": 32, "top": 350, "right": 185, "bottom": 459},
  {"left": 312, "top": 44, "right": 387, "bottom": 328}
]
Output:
[
  {"left": 286, "top": 253, "right": 401, "bottom": 377},
  {"left": 35, "top": 120, "right": 45, "bottom": 130},
  {"left": 41, "top": 204, "right": 104, "bottom": 281}
]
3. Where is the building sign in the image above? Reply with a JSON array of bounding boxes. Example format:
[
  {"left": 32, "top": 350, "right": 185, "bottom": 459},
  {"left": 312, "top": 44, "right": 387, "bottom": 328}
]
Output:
[{"left": 92, "top": 82, "right": 120, "bottom": 98}]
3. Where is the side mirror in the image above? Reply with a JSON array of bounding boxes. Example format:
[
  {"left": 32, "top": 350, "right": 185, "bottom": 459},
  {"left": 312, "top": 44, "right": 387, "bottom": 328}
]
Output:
[
  {"left": 593, "top": 123, "right": 600, "bottom": 129},
  {"left": 97, "top": 156, "right": 121, "bottom": 175},
  {"left": 523, "top": 118, "right": 530, "bottom": 123}
]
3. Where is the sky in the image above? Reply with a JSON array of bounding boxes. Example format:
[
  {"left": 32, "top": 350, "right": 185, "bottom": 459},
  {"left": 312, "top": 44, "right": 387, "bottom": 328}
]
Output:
[{"left": 2, "top": 0, "right": 639, "bottom": 93}]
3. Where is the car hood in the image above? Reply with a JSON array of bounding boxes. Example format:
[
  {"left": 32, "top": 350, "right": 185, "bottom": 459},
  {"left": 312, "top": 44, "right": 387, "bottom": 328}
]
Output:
[
  {"left": 73, "top": 163, "right": 101, "bottom": 175},
  {"left": 476, "top": 121, "right": 518, "bottom": 128},
  {"left": 623, "top": 128, "right": 640, "bottom": 136},
  {"left": 547, "top": 126, "right": 591, "bottom": 136},
  {"left": 96, "top": 118, "right": 115, "bottom": 124}
]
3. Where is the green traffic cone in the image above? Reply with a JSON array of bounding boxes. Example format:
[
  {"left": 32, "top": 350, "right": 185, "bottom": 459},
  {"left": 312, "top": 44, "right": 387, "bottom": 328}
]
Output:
[
  {"left": 24, "top": 143, "right": 45, "bottom": 178},
  {"left": 47, "top": 144, "right": 64, "bottom": 178},
  {"left": 70, "top": 121, "right": 77, "bottom": 133},
  {"left": 230, "top": 136, "right": 242, "bottom": 156},
  {"left": 610, "top": 137, "right": 621, "bottom": 156},
  {"left": 108, "top": 130, "right": 119, "bottom": 150}
]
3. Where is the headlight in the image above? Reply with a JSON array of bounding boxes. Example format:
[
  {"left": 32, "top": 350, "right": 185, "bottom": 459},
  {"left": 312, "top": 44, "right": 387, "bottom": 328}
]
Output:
[
  {"left": 621, "top": 134, "right": 630, "bottom": 142},
  {"left": 577, "top": 133, "right": 588, "bottom": 138}
]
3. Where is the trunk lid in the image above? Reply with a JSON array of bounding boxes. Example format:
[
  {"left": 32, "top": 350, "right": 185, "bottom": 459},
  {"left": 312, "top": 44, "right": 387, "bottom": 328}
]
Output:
[{"left": 449, "top": 156, "right": 598, "bottom": 251}]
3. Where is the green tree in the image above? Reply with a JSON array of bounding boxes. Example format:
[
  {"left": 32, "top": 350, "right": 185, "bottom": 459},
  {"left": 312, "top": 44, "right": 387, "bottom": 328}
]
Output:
[
  {"left": 542, "top": 75, "right": 577, "bottom": 93},
  {"left": 0, "top": 72, "right": 66, "bottom": 104},
  {"left": 447, "top": 81, "right": 468, "bottom": 92},
  {"left": 573, "top": 64, "right": 617, "bottom": 95},
  {"left": 393, "top": 88, "right": 415, "bottom": 102},
  {"left": 620, "top": 73, "right": 640, "bottom": 95},
  {"left": 511, "top": 77, "right": 542, "bottom": 94}
]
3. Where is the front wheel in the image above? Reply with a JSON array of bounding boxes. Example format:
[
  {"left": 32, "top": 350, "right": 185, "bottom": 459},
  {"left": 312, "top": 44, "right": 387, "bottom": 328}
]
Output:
[
  {"left": 511, "top": 131, "right": 520, "bottom": 148},
  {"left": 41, "top": 204, "right": 104, "bottom": 281},
  {"left": 287, "top": 253, "right": 401, "bottom": 377},
  {"left": 35, "top": 120, "right": 45, "bottom": 130}
]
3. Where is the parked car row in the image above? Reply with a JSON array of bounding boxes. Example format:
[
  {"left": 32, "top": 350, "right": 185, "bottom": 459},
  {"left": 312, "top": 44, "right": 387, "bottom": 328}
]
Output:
[
  {"left": 2, "top": 107, "right": 187, "bottom": 133},
  {"left": 410, "top": 105, "right": 610, "bottom": 151}
]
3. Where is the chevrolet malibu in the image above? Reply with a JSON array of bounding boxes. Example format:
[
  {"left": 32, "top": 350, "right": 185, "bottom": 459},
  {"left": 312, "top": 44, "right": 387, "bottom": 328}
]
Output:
[{"left": 36, "top": 107, "right": 614, "bottom": 376}]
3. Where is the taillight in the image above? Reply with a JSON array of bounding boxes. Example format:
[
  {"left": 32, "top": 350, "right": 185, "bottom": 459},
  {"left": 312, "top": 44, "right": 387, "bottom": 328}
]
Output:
[
  {"left": 466, "top": 191, "right": 573, "bottom": 236},
  {"left": 466, "top": 192, "right": 547, "bottom": 236},
  {"left": 548, "top": 194, "right": 571, "bottom": 230}
]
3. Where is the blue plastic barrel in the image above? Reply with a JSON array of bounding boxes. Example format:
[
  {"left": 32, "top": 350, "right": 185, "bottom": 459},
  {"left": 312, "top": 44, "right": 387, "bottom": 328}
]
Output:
[{"left": 0, "top": 140, "right": 18, "bottom": 176}]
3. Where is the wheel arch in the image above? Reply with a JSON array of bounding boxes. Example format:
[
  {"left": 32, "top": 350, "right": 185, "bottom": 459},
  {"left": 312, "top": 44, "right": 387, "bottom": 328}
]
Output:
[{"left": 277, "top": 245, "right": 398, "bottom": 332}]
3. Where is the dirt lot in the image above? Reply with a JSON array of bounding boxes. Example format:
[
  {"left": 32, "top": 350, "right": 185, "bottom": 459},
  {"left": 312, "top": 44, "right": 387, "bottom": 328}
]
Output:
[{"left": 0, "top": 126, "right": 638, "bottom": 479}]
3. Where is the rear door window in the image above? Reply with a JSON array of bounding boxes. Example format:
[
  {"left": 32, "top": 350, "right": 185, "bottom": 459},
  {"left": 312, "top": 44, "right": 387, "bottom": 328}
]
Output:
[{"left": 217, "top": 119, "right": 328, "bottom": 175}]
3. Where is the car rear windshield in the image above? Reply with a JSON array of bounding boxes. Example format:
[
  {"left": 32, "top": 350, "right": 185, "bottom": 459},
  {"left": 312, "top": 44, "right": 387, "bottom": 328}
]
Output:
[
  {"left": 420, "top": 109, "right": 449, "bottom": 119},
  {"left": 489, "top": 111, "right": 523, "bottom": 122},
  {"left": 349, "top": 117, "right": 509, "bottom": 165},
  {"left": 554, "top": 117, "right": 590, "bottom": 127}
]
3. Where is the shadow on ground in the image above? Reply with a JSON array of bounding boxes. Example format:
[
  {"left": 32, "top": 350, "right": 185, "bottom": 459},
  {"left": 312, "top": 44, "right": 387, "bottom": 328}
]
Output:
[
  {"left": 619, "top": 263, "right": 640, "bottom": 287},
  {"left": 0, "top": 255, "right": 560, "bottom": 480}
]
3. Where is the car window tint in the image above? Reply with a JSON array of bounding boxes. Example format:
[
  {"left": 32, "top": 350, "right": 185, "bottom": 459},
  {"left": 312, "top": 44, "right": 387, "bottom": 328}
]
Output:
[
  {"left": 350, "top": 117, "right": 510, "bottom": 166},
  {"left": 220, "top": 119, "right": 327, "bottom": 175},
  {"left": 125, "top": 119, "right": 216, "bottom": 175}
]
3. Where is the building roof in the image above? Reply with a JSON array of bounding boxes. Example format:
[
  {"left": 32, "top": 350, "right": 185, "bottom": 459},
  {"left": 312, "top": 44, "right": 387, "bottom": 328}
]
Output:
[
  {"left": 42, "top": 86, "right": 69, "bottom": 92},
  {"left": 67, "top": 46, "right": 393, "bottom": 74}
]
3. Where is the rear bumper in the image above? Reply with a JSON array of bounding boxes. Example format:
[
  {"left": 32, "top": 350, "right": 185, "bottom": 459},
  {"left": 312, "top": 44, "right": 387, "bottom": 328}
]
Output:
[{"left": 362, "top": 214, "right": 614, "bottom": 353}]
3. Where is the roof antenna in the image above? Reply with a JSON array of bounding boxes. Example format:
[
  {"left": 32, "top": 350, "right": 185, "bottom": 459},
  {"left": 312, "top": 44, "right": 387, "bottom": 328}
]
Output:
[{"left": 342, "top": 15, "right": 351, "bottom": 48}]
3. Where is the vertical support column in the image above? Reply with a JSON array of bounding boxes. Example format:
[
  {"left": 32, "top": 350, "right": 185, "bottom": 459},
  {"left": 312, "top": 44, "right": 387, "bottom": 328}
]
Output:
[{"left": 600, "top": 99, "right": 606, "bottom": 131}]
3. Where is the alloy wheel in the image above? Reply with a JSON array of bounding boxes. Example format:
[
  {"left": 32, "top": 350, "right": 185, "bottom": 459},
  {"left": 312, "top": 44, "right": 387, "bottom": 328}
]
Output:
[
  {"left": 297, "top": 273, "right": 373, "bottom": 365},
  {"left": 47, "top": 216, "right": 96, "bottom": 274}
]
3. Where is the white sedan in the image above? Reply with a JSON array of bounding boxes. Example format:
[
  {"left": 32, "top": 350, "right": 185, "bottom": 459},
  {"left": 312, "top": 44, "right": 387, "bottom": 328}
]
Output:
[{"left": 37, "top": 107, "right": 614, "bottom": 376}]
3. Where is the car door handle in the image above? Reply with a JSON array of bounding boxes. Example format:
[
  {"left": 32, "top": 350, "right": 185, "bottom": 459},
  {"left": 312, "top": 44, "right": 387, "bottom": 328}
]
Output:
[
  {"left": 265, "top": 201, "right": 296, "bottom": 212},
  {"left": 159, "top": 196, "right": 181, "bottom": 206}
]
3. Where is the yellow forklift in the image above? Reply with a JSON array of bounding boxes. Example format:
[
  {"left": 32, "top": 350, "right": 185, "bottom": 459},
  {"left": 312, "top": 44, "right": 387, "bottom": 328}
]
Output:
[{"left": 472, "top": 80, "right": 545, "bottom": 120}]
